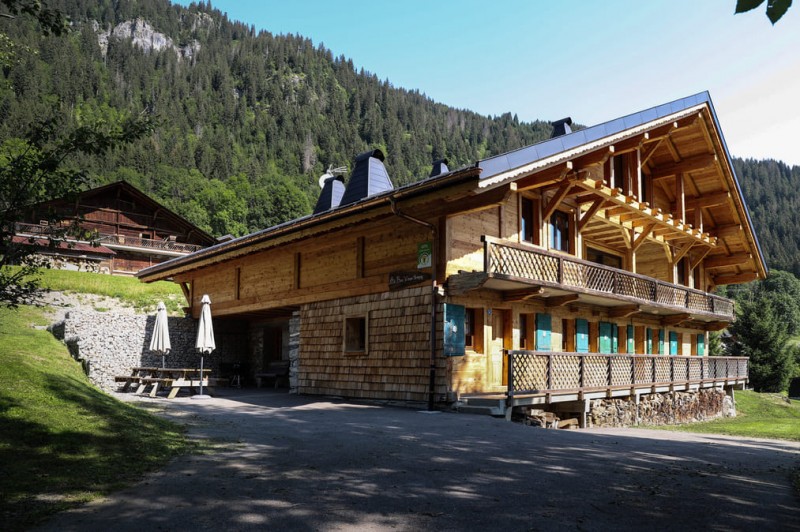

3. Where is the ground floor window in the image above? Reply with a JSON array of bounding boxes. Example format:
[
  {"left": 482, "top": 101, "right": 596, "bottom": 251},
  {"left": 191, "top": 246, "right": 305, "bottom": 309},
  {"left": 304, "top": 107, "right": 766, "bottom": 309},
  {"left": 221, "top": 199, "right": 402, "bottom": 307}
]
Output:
[
  {"left": 344, "top": 315, "right": 368, "bottom": 354},
  {"left": 465, "top": 307, "right": 484, "bottom": 352}
]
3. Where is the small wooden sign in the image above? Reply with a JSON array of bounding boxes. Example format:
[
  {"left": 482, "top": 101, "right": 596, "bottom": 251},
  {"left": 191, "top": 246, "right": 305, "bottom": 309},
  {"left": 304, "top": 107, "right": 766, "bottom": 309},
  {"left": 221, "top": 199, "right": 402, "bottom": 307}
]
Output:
[{"left": 389, "top": 270, "right": 431, "bottom": 291}]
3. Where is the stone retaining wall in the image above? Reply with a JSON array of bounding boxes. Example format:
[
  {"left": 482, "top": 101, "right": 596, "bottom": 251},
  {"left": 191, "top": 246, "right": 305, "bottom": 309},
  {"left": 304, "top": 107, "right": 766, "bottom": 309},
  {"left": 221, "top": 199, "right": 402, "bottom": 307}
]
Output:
[
  {"left": 587, "top": 388, "right": 734, "bottom": 428},
  {"left": 53, "top": 310, "right": 247, "bottom": 392}
]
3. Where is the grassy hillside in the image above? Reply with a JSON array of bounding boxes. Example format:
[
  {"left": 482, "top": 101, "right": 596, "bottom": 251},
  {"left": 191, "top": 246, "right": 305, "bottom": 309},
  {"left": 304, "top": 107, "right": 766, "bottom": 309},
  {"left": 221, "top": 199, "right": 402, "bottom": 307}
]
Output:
[
  {"left": 654, "top": 390, "right": 800, "bottom": 441},
  {"left": 0, "top": 303, "right": 189, "bottom": 531},
  {"left": 15, "top": 267, "right": 185, "bottom": 314}
]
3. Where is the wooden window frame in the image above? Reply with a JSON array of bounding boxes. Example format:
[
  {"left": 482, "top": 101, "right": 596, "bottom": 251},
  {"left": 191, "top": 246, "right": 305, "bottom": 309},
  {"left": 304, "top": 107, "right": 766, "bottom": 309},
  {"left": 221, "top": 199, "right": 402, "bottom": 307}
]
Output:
[
  {"left": 549, "top": 209, "right": 574, "bottom": 254},
  {"left": 343, "top": 314, "right": 369, "bottom": 355},
  {"left": 520, "top": 195, "right": 540, "bottom": 246}
]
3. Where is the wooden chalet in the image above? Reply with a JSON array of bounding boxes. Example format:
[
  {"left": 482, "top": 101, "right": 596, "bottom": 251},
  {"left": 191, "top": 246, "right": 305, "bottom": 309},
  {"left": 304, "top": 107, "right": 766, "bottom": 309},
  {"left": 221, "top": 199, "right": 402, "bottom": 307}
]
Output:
[
  {"left": 138, "top": 92, "right": 765, "bottom": 420},
  {"left": 16, "top": 181, "right": 216, "bottom": 275}
]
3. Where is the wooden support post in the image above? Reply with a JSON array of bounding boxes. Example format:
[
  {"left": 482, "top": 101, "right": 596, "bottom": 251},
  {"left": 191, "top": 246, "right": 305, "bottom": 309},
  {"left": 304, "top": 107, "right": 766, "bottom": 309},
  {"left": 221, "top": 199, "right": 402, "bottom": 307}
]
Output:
[{"left": 675, "top": 172, "right": 685, "bottom": 222}]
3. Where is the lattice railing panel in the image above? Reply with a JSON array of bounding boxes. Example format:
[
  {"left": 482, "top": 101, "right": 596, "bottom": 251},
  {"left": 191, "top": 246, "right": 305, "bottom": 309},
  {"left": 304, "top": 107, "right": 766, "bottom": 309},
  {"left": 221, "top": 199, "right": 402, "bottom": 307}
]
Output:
[
  {"left": 609, "top": 356, "right": 632, "bottom": 386},
  {"left": 672, "top": 357, "right": 688, "bottom": 381},
  {"left": 654, "top": 357, "right": 671, "bottom": 383},
  {"left": 490, "top": 245, "right": 559, "bottom": 283},
  {"left": 584, "top": 264, "right": 615, "bottom": 293},
  {"left": 634, "top": 357, "right": 652, "bottom": 384},
  {"left": 583, "top": 356, "right": 608, "bottom": 388},
  {"left": 507, "top": 352, "right": 748, "bottom": 396},
  {"left": 687, "top": 291, "right": 712, "bottom": 313},
  {"left": 551, "top": 355, "right": 581, "bottom": 389},
  {"left": 510, "top": 353, "right": 547, "bottom": 393},
  {"left": 688, "top": 359, "right": 702, "bottom": 380},
  {"left": 561, "top": 260, "right": 584, "bottom": 287},
  {"left": 713, "top": 298, "right": 735, "bottom": 317},
  {"left": 617, "top": 275, "right": 654, "bottom": 300}
]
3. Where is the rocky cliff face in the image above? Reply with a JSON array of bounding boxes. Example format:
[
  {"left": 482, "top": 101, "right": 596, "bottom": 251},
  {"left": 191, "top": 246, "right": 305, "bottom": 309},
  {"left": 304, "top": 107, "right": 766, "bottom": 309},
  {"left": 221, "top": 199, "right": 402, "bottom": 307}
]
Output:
[{"left": 95, "top": 18, "right": 200, "bottom": 60}]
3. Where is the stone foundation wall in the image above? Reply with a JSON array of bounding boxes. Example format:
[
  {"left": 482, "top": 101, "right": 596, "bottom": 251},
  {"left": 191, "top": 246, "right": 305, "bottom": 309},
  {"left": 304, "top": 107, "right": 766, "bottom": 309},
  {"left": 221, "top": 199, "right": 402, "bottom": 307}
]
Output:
[
  {"left": 54, "top": 310, "right": 247, "bottom": 392},
  {"left": 587, "top": 389, "right": 735, "bottom": 428}
]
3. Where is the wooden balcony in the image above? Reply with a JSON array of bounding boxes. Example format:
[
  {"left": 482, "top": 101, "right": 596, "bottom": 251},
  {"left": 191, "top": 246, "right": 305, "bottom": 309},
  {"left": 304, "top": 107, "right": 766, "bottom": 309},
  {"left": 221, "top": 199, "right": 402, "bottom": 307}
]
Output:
[
  {"left": 506, "top": 350, "right": 747, "bottom": 404},
  {"left": 448, "top": 236, "right": 734, "bottom": 322},
  {"left": 14, "top": 223, "right": 203, "bottom": 256}
]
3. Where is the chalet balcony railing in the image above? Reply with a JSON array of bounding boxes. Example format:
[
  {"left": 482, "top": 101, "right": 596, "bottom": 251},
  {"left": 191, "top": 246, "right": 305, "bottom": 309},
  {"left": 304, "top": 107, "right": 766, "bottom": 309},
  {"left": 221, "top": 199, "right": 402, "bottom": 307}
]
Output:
[
  {"left": 482, "top": 236, "right": 734, "bottom": 318},
  {"left": 15, "top": 222, "right": 202, "bottom": 254},
  {"left": 96, "top": 234, "right": 202, "bottom": 254},
  {"left": 506, "top": 350, "right": 748, "bottom": 399}
]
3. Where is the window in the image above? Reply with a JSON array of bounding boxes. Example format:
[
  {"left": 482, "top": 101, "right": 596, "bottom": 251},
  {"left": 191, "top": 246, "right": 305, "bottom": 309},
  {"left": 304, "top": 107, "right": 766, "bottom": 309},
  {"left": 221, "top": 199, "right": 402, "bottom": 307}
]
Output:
[
  {"left": 586, "top": 247, "right": 623, "bottom": 269},
  {"left": 627, "top": 324, "right": 635, "bottom": 354},
  {"left": 677, "top": 258, "right": 688, "bottom": 286},
  {"left": 612, "top": 154, "right": 627, "bottom": 192},
  {"left": 521, "top": 197, "right": 537, "bottom": 244},
  {"left": 519, "top": 313, "right": 529, "bottom": 349},
  {"left": 696, "top": 333, "right": 705, "bottom": 356},
  {"left": 599, "top": 321, "right": 618, "bottom": 354},
  {"left": 549, "top": 210, "right": 571, "bottom": 253},
  {"left": 465, "top": 308, "right": 484, "bottom": 353},
  {"left": 669, "top": 331, "right": 679, "bottom": 355},
  {"left": 344, "top": 316, "right": 367, "bottom": 353}
]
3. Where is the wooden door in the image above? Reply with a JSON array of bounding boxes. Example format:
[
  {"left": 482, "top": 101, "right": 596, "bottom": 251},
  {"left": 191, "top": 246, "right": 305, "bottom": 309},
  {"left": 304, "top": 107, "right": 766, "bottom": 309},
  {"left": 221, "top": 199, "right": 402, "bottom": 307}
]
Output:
[{"left": 489, "top": 309, "right": 510, "bottom": 387}]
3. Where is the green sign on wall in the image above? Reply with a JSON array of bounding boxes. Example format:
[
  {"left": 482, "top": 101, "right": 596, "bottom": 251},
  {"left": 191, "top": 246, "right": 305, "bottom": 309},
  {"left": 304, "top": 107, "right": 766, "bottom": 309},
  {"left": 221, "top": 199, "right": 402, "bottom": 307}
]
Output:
[{"left": 417, "top": 241, "right": 432, "bottom": 269}]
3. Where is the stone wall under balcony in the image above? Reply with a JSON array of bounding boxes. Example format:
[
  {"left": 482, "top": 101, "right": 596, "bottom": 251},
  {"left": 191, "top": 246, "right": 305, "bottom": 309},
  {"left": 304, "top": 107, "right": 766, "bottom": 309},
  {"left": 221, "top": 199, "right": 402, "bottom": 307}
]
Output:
[{"left": 586, "top": 389, "right": 734, "bottom": 428}]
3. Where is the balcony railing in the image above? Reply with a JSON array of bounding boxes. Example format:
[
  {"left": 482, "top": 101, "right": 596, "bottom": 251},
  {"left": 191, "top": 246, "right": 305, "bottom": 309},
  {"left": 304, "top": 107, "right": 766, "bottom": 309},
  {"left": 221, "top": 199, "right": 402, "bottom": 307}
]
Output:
[
  {"left": 15, "top": 222, "right": 203, "bottom": 254},
  {"left": 482, "top": 236, "right": 734, "bottom": 319},
  {"left": 96, "top": 234, "right": 202, "bottom": 254},
  {"left": 506, "top": 350, "right": 748, "bottom": 399}
]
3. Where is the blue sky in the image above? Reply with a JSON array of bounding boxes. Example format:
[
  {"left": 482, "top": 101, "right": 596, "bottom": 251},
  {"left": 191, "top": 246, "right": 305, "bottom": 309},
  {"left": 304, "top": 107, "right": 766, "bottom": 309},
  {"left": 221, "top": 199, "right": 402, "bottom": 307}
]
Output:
[{"left": 175, "top": 1, "right": 800, "bottom": 165}]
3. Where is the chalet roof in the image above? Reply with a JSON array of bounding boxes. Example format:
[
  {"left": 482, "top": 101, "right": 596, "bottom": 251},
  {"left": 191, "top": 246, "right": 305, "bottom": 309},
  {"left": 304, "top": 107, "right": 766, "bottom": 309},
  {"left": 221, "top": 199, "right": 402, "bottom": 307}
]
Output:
[
  {"left": 30, "top": 181, "right": 216, "bottom": 246},
  {"left": 139, "top": 91, "right": 767, "bottom": 284}
]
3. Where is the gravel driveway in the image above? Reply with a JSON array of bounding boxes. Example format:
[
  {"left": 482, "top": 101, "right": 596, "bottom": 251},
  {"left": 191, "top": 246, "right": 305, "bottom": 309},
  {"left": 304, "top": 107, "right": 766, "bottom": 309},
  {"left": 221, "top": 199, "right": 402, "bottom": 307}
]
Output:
[{"left": 38, "top": 389, "right": 800, "bottom": 531}]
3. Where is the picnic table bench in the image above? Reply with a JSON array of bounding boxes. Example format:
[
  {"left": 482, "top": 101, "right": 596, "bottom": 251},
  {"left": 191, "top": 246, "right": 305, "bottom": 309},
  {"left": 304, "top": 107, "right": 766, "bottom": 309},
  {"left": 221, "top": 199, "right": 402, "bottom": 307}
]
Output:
[{"left": 114, "top": 367, "right": 216, "bottom": 398}]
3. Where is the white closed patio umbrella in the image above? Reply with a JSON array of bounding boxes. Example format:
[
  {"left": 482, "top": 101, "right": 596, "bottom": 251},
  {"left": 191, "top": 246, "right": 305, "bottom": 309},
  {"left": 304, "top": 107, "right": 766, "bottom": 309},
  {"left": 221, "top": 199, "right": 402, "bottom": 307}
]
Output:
[
  {"left": 149, "top": 301, "right": 171, "bottom": 369},
  {"left": 193, "top": 294, "right": 215, "bottom": 399}
]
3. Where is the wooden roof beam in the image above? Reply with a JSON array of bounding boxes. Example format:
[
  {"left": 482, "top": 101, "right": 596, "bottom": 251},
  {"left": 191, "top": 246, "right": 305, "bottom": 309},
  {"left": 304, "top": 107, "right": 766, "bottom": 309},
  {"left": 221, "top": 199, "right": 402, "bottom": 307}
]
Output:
[
  {"left": 503, "top": 287, "right": 544, "bottom": 302},
  {"left": 683, "top": 191, "right": 731, "bottom": 210},
  {"left": 712, "top": 272, "right": 760, "bottom": 285},
  {"left": 690, "top": 247, "right": 712, "bottom": 270},
  {"left": 711, "top": 224, "right": 742, "bottom": 239},
  {"left": 578, "top": 198, "right": 608, "bottom": 232},
  {"left": 546, "top": 294, "right": 580, "bottom": 308},
  {"left": 704, "top": 321, "right": 730, "bottom": 332},
  {"left": 704, "top": 253, "right": 752, "bottom": 269},
  {"left": 542, "top": 180, "right": 573, "bottom": 220},
  {"left": 651, "top": 153, "right": 718, "bottom": 180},
  {"left": 572, "top": 146, "right": 615, "bottom": 170},
  {"left": 515, "top": 161, "right": 573, "bottom": 191},
  {"left": 662, "top": 313, "right": 691, "bottom": 327},
  {"left": 609, "top": 305, "right": 640, "bottom": 318}
]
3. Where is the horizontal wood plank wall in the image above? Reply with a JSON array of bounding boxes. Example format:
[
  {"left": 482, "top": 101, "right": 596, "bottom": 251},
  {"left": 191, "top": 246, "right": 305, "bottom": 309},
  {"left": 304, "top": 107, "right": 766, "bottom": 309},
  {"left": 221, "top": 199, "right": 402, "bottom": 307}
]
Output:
[
  {"left": 446, "top": 207, "right": 501, "bottom": 276},
  {"left": 184, "top": 217, "right": 431, "bottom": 316},
  {"left": 298, "top": 286, "right": 445, "bottom": 402}
]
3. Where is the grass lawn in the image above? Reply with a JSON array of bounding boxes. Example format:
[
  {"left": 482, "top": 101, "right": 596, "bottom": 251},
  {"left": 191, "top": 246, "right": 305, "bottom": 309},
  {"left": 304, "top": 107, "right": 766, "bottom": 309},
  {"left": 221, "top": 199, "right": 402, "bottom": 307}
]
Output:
[
  {"left": 0, "top": 304, "right": 190, "bottom": 531},
  {"left": 652, "top": 389, "right": 800, "bottom": 441},
  {"left": 25, "top": 267, "right": 184, "bottom": 314}
]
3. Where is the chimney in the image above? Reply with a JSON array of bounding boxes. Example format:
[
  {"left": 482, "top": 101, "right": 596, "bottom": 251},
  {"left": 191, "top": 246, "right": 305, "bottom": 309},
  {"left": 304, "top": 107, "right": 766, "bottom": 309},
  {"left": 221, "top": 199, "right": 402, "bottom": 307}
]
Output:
[
  {"left": 429, "top": 158, "right": 450, "bottom": 178},
  {"left": 339, "top": 149, "right": 394, "bottom": 206},
  {"left": 550, "top": 117, "right": 573, "bottom": 138},
  {"left": 313, "top": 175, "right": 346, "bottom": 214}
]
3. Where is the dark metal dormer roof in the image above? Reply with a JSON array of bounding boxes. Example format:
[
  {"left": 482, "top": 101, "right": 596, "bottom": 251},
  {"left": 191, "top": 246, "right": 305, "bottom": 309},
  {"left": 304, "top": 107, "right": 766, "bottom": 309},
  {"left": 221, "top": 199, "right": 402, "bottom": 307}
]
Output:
[
  {"left": 429, "top": 158, "right": 450, "bottom": 177},
  {"left": 550, "top": 117, "right": 573, "bottom": 138},
  {"left": 339, "top": 149, "right": 394, "bottom": 207},
  {"left": 313, "top": 175, "right": 346, "bottom": 214}
]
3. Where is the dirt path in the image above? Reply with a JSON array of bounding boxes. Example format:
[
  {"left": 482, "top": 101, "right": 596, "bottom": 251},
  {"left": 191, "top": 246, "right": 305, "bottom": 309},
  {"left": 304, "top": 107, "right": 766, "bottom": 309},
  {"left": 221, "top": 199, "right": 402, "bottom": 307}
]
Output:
[{"left": 38, "top": 390, "right": 800, "bottom": 531}]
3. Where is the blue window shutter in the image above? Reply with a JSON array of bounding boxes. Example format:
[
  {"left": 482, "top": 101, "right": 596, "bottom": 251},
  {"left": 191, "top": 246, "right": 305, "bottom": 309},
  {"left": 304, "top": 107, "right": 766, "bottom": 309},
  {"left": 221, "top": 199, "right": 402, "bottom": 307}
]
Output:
[
  {"left": 658, "top": 329, "right": 665, "bottom": 354},
  {"left": 576, "top": 319, "right": 589, "bottom": 353},
  {"left": 599, "top": 322, "right": 612, "bottom": 354},
  {"left": 612, "top": 324, "right": 618, "bottom": 354},
  {"left": 627, "top": 325, "right": 634, "bottom": 354},
  {"left": 536, "top": 313, "right": 552, "bottom": 351},
  {"left": 697, "top": 333, "right": 705, "bottom": 356},
  {"left": 646, "top": 328, "right": 653, "bottom": 354},
  {"left": 669, "top": 331, "right": 678, "bottom": 355}
]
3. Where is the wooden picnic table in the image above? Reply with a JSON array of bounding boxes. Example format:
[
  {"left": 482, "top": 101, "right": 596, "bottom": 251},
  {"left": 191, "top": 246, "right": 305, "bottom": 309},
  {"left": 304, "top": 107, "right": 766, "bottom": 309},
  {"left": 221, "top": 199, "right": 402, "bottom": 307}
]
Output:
[{"left": 115, "top": 367, "right": 217, "bottom": 399}]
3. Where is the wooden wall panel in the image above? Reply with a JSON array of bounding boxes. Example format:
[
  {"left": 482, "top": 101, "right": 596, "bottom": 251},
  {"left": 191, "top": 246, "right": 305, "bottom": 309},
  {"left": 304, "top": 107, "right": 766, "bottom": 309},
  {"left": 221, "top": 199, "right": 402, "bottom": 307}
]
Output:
[
  {"left": 446, "top": 208, "right": 501, "bottom": 275},
  {"left": 239, "top": 250, "right": 294, "bottom": 298}
]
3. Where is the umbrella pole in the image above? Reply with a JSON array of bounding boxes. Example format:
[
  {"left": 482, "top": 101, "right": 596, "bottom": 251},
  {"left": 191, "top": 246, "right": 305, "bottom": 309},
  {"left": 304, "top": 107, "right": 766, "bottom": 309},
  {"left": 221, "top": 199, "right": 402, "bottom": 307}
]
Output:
[
  {"left": 199, "top": 355, "right": 205, "bottom": 396},
  {"left": 162, "top": 354, "right": 166, "bottom": 369}
]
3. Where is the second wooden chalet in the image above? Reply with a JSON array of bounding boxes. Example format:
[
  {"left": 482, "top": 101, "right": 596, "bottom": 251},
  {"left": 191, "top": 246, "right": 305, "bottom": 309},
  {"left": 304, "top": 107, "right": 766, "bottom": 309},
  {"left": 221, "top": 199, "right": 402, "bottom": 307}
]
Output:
[{"left": 138, "top": 92, "right": 765, "bottom": 423}]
